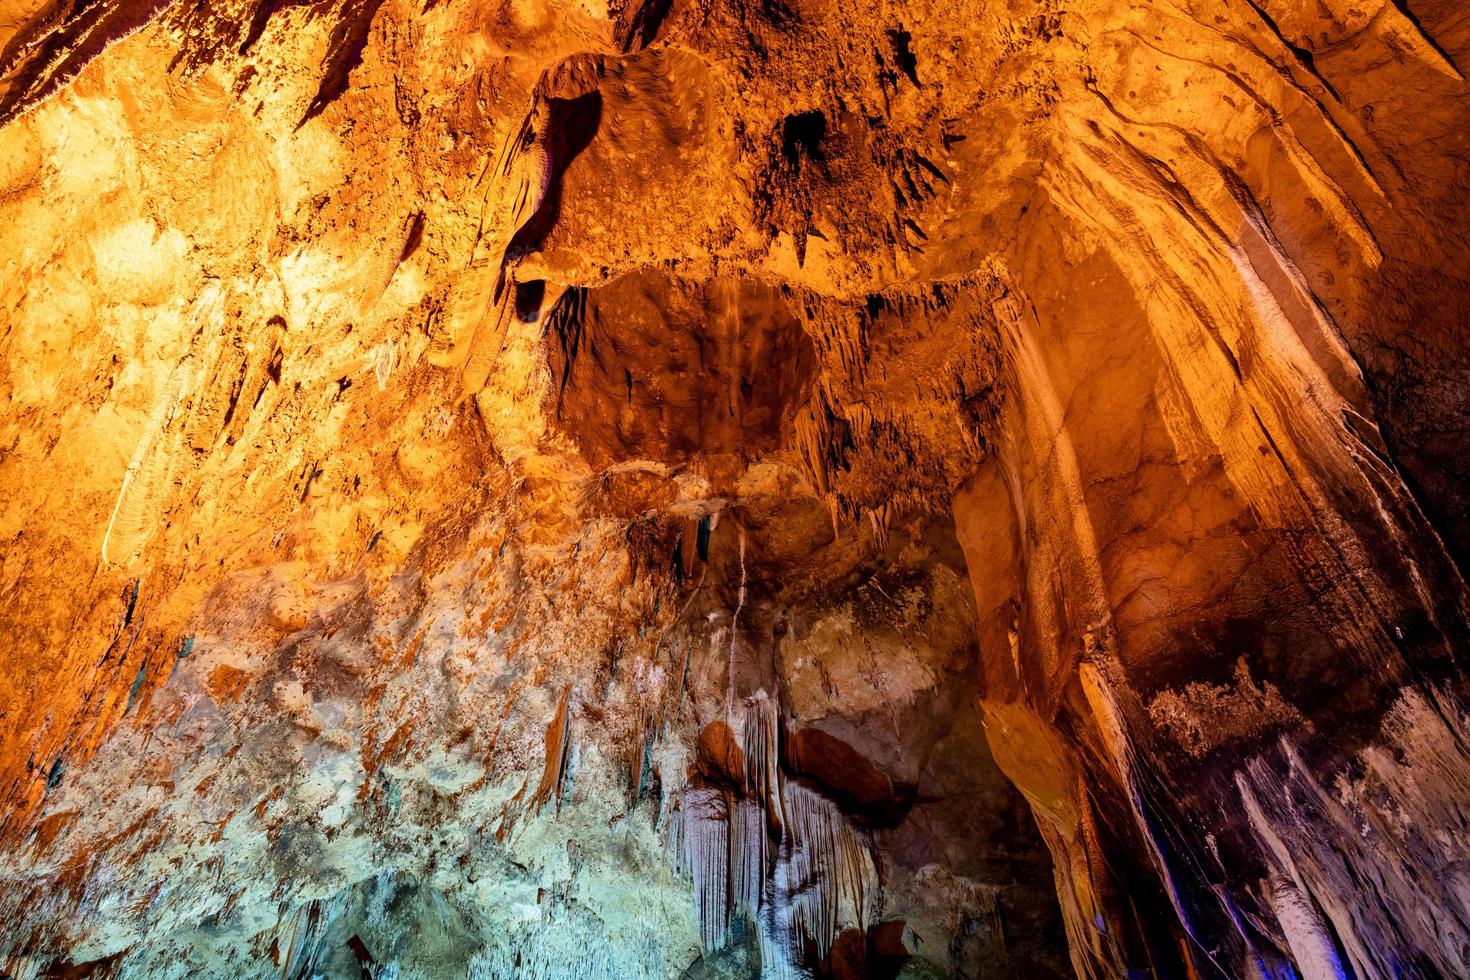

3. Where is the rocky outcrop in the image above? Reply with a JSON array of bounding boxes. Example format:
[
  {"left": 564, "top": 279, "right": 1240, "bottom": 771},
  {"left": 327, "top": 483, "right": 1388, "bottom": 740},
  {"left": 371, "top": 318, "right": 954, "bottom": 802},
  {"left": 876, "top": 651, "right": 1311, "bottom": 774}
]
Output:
[{"left": 0, "top": 0, "right": 1467, "bottom": 976}]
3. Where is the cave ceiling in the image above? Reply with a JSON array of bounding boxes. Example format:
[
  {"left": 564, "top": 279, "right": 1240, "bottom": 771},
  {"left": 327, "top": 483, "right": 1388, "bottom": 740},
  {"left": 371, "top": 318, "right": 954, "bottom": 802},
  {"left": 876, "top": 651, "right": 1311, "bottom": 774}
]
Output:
[{"left": 1, "top": 0, "right": 1469, "bottom": 977}]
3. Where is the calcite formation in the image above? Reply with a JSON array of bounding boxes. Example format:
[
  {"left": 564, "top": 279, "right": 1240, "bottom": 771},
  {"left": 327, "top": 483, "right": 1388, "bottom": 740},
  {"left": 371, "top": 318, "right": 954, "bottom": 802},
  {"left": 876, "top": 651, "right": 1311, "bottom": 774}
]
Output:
[{"left": 1, "top": 0, "right": 1468, "bottom": 977}]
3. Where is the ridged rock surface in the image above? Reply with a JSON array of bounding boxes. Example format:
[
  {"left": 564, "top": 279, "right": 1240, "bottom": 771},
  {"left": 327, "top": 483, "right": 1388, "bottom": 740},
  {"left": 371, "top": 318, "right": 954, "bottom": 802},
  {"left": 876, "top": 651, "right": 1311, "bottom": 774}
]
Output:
[{"left": 0, "top": 0, "right": 1467, "bottom": 977}]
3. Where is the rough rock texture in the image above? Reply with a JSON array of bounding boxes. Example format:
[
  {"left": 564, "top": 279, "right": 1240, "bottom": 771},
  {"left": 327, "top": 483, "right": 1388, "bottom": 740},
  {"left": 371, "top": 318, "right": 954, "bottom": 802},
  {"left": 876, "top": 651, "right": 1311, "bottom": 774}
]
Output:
[{"left": 0, "top": 0, "right": 1468, "bottom": 977}]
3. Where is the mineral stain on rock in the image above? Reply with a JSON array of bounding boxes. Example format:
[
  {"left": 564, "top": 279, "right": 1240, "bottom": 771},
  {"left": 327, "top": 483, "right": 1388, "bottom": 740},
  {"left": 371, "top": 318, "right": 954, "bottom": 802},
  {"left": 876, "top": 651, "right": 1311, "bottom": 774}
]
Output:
[{"left": 0, "top": 0, "right": 1469, "bottom": 978}]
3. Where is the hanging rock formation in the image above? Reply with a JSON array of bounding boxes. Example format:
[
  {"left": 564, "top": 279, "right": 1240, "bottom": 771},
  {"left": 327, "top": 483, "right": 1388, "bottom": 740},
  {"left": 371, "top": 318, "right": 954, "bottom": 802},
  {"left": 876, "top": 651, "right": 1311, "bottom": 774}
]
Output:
[{"left": 0, "top": 0, "right": 1468, "bottom": 977}]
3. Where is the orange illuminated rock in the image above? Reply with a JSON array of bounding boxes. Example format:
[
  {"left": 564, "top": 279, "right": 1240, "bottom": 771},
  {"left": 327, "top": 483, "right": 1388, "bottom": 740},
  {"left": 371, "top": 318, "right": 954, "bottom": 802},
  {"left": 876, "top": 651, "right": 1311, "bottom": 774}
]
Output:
[{"left": 0, "top": 0, "right": 1467, "bottom": 976}]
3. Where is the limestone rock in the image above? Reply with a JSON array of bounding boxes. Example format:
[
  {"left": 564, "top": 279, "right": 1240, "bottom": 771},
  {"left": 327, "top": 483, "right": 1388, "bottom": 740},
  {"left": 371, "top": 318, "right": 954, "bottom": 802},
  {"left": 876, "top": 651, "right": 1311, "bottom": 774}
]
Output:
[{"left": 1, "top": 0, "right": 1468, "bottom": 977}]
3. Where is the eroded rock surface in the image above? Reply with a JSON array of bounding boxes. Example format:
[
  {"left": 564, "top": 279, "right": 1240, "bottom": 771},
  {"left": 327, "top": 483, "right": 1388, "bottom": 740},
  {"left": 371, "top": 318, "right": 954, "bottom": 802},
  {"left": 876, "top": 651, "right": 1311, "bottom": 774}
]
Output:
[{"left": 0, "top": 0, "right": 1468, "bottom": 977}]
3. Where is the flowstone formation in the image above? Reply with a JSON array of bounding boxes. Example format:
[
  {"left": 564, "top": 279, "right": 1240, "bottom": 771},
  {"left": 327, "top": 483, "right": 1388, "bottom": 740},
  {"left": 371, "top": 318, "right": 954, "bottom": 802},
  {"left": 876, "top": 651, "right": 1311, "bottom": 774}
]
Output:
[{"left": 1, "top": 0, "right": 1469, "bottom": 977}]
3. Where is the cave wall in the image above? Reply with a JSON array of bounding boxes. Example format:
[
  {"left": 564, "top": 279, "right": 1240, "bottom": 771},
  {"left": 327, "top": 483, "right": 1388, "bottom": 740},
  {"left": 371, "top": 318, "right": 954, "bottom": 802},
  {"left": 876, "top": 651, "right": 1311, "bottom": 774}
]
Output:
[{"left": 0, "top": 0, "right": 1468, "bottom": 977}]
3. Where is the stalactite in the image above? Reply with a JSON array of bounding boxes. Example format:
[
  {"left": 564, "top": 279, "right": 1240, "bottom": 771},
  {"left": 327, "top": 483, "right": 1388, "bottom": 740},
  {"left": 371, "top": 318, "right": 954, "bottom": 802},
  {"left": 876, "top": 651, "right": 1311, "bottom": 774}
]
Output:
[
  {"left": 678, "top": 691, "right": 881, "bottom": 977},
  {"left": 777, "top": 781, "right": 879, "bottom": 965},
  {"left": 1266, "top": 874, "right": 1348, "bottom": 980},
  {"left": 682, "top": 786, "right": 731, "bottom": 951},
  {"left": 532, "top": 686, "right": 573, "bottom": 815},
  {"left": 741, "top": 690, "right": 781, "bottom": 812},
  {"left": 725, "top": 524, "right": 747, "bottom": 725},
  {"left": 4, "top": 0, "right": 1469, "bottom": 973},
  {"left": 730, "top": 798, "right": 766, "bottom": 921},
  {"left": 974, "top": 883, "right": 1004, "bottom": 954}
]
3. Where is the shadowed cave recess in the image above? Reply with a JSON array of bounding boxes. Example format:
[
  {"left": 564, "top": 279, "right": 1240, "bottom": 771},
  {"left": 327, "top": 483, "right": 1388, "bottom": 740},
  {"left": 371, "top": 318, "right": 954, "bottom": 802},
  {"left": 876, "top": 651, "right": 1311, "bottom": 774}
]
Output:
[{"left": 1, "top": 0, "right": 1469, "bottom": 977}]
